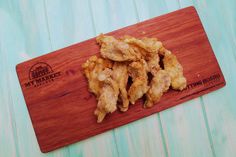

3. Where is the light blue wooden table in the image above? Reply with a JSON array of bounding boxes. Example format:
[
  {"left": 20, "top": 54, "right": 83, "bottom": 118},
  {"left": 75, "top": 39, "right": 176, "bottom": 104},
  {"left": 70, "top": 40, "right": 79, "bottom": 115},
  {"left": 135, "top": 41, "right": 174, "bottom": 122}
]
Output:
[{"left": 1, "top": 0, "right": 236, "bottom": 157}]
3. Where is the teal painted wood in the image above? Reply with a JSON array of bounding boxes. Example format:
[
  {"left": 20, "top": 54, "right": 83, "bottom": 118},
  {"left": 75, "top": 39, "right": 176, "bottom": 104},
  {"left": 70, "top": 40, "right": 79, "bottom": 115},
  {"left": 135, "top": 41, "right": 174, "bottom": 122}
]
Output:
[
  {"left": 1, "top": 0, "right": 236, "bottom": 157},
  {"left": 44, "top": 0, "right": 95, "bottom": 50},
  {"left": 135, "top": 0, "right": 168, "bottom": 21},
  {"left": 0, "top": 23, "right": 17, "bottom": 157},
  {"left": 0, "top": 3, "right": 18, "bottom": 157},
  {"left": 0, "top": 0, "right": 69, "bottom": 157},
  {"left": 193, "top": 1, "right": 236, "bottom": 156}
]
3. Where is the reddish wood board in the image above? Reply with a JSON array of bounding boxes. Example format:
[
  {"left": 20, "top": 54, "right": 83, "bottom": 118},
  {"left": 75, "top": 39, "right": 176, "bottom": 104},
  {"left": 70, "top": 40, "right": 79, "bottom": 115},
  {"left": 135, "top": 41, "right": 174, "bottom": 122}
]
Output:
[{"left": 16, "top": 7, "right": 225, "bottom": 153}]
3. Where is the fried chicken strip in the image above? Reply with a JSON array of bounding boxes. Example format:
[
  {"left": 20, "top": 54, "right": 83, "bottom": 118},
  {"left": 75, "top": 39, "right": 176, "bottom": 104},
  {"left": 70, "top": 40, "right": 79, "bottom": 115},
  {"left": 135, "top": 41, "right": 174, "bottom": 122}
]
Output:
[
  {"left": 160, "top": 48, "right": 187, "bottom": 90},
  {"left": 95, "top": 68, "right": 119, "bottom": 123},
  {"left": 123, "top": 36, "right": 163, "bottom": 53},
  {"left": 82, "top": 55, "right": 113, "bottom": 96},
  {"left": 123, "top": 36, "right": 162, "bottom": 75},
  {"left": 145, "top": 70, "right": 171, "bottom": 108},
  {"left": 146, "top": 53, "right": 161, "bottom": 75},
  {"left": 112, "top": 62, "right": 129, "bottom": 112},
  {"left": 96, "top": 34, "right": 141, "bottom": 61},
  {"left": 128, "top": 59, "right": 149, "bottom": 104}
]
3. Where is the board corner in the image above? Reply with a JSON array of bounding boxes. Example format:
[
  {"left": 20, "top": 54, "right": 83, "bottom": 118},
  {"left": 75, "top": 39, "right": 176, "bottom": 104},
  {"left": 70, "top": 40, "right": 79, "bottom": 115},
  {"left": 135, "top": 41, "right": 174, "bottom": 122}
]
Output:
[{"left": 187, "top": 6, "right": 196, "bottom": 11}]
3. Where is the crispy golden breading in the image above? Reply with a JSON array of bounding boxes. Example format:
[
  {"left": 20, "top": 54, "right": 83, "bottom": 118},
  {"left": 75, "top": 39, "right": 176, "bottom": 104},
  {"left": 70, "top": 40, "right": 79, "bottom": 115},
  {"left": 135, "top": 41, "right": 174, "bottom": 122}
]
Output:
[
  {"left": 160, "top": 48, "right": 187, "bottom": 90},
  {"left": 82, "top": 34, "right": 187, "bottom": 123},
  {"left": 123, "top": 36, "right": 163, "bottom": 53},
  {"left": 122, "top": 36, "right": 162, "bottom": 75},
  {"left": 96, "top": 34, "right": 141, "bottom": 61},
  {"left": 128, "top": 59, "right": 149, "bottom": 104},
  {"left": 145, "top": 70, "right": 171, "bottom": 108},
  {"left": 95, "top": 68, "right": 119, "bottom": 123},
  {"left": 146, "top": 53, "right": 161, "bottom": 75},
  {"left": 112, "top": 62, "right": 129, "bottom": 112},
  {"left": 82, "top": 55, "right": 113, "bottom": 96}
]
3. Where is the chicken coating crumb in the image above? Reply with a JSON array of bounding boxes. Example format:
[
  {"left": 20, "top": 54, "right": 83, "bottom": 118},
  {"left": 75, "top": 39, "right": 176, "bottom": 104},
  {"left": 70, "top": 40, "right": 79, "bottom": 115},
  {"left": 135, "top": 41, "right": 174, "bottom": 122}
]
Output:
[
  {"left": 128, "top": 59, "right": 149, "bottom": 104},
  {"left": 160, "top": 48, "right": 187, "bottom": 90},
  {"left": 112, "top": 62, "right": 129, "bottom": 112},
  {"left": 145, "top": 70, "right": 171, "bottom": 108},
  {"left": 82, "top": 55, "right": 113, "bottom": 97},
  {"left": 95, "top": 68, "right": 119, "bottom": 123},
  {"left": 96, "top": 34, "right": 141, "bottom": 61}
]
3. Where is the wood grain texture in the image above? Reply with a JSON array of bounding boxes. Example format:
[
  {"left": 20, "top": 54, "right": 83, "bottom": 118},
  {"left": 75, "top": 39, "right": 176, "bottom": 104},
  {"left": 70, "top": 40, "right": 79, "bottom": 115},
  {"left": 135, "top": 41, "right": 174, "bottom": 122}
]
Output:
[{"left": 15, "top": 7, "right": 225, "bottom": 153}]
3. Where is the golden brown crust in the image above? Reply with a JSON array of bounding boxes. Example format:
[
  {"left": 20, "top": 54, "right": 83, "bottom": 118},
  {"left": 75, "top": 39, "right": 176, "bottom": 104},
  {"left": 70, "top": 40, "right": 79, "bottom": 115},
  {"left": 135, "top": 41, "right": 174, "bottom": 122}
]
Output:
[
  {"left": 82, "top": 56, "right": 113, "bottom": 97},
  {"left": 96, "top": 34, "right": 141, "bottom": 61},
  {"left": 128, "top": 59, "right": 149, "bottom": 104},
  {"left": 112, "top": 62, "right": 129, "bottom": 112},
  {"left": 95, "top": 68, "right": 119, "bottom": 123},
  {"left": 162, "top": 48, "right": 187, "bottom": 90},
  {"left": 145, "top": 70, "right": 171, "bottom": 108}
]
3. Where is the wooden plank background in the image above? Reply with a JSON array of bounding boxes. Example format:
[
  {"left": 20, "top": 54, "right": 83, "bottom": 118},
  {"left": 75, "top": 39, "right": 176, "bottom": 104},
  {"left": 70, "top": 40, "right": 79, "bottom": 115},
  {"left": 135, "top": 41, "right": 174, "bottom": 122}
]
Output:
[{"left": 0, "top": 0, "right": 235, "bottom": 157}]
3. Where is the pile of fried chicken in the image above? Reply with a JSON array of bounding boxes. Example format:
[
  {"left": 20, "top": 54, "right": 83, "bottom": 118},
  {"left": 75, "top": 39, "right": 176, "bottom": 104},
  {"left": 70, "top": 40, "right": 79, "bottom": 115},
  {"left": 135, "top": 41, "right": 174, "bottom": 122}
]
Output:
[{"left": 82, "top": 34, "right": 187, "bottom": 123}]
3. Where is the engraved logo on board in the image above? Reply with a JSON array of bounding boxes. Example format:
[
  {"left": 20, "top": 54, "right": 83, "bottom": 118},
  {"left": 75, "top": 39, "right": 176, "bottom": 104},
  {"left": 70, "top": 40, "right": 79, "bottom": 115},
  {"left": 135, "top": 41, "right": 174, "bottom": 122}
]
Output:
[{"left": 24, "top": 62, "right": 61, "bottom": 88}]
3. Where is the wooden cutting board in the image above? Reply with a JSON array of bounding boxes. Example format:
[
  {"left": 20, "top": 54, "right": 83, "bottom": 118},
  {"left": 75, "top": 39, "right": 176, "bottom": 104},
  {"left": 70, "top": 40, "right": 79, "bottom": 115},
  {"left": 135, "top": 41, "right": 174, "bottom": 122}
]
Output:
[{"left": 16, "top": 6, "right": 225, "bottom": 153}]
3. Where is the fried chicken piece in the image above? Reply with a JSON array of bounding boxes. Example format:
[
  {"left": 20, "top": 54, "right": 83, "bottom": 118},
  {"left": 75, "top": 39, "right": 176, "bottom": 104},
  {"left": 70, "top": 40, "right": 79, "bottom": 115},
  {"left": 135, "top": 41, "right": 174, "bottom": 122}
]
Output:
[
  {"left": 82, "top": 56, "right": 113, "bottom": 96},
  {"left": 128, "top": 59, "right": 149, "bottom": 104},
  {"left": 160, "top": 48, "right": 187, "bottom": 90},
  {"left": 94, "top": 68, "right": 119, "bottom": 123},
  {"left": 112, "top": 62, "right": 129, "bottom": 112},
  {"left": 145, "top": 70, "right": 171, "bottom": 108},
  {"left": 123, "top": 36, "right": 163, "bottom": 53},
  {"left": 96, "top": 34, "right": 141, "bottom": 62},
  {"left": 146, "top": 53, "right": 161, "bottom": 75},
  {"left": 123, "top": 36, "right": 162, "bottom": 75}
]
